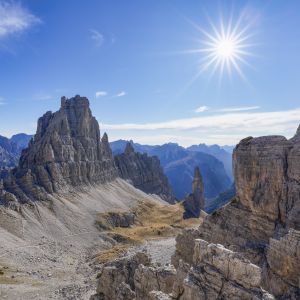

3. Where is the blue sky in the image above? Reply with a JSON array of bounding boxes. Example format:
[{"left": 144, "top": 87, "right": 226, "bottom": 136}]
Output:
[{"left": 1, "top": 0, "right": 300, "bottom": 146}]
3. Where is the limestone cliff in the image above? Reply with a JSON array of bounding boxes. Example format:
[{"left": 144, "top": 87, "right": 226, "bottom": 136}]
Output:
[
  {"left": 114, "top": 143, "right": 175, "bottom": 203},
  {"left": 182, "top": 166, "right": 205, "bottom": 218},
  {"left": 0, "top": 95, "right": 118, "bottom": 204},
  {"left": 177, "top": 128, "right": 300, "bottom": 298}
]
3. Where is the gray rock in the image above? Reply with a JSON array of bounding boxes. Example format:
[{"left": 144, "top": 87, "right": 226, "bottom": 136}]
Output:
[
  {"left": 183, "top": 126, "right": 300, "bottom": 297},
  {"left": 114, "top": 142, "right": 175, "bottom": 203},
  {"left": 134, "top": 264, "right": 176, "bottom": 299},
  {"left": 182, "top": 166, "right": 205, "bottom": 218},
  {"left": 0, "top": 95, "right": 118, "bottom": 203},
  {"left": 94, "top": 252, "right": 150, "bottom": 300}
]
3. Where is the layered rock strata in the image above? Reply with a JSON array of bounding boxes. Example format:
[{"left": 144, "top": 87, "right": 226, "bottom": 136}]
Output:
[
  {"left": 182, "top": 166, "right": 205, "bottom": 218},
  {"left": 176, "top": 129, "right": 300, "bottom": 298},
  {"left": 92, "top": 239, "right": 273, "bottom": 300},
  {"left": 114, "top": 143, "right": 175, "bottom": 203},
  {"left": 0, "top": 95, "right": 118, "bottom": 204}
]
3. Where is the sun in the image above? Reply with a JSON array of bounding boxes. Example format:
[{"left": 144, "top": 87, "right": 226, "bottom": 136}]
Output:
[
  {"left": 185, "top": 16, "right": 255, "bottom": 81},
  {"left": 216, "top": 38, "right": 235, "bottom": 58}
]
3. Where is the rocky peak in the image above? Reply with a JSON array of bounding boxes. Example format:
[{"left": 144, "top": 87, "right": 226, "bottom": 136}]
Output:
[
  {"left": 183, "top": 166, "right": 205, "bottom": 218},
  {"left": 114, "top": 145, "right": 176, "bottom": 203},
  {"left": 0, "top": 95, "right": 118, "bottom": 203}
]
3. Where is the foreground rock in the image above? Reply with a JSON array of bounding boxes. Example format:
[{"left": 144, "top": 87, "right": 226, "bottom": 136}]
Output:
[
  {"left": 115, "top": 142, "right": 175, "bottom": 203},
  {"left": 92, "top": 239, "right": 273, "bottom": 300}
]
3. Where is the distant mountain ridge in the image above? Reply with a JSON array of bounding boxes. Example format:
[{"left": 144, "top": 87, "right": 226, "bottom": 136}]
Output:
[
  {"left": 0, "top": 133, "right": 33, "bottom": 168},
  {"left": 187, "top": 143, "right": 233, "bottom": 180},
  {"left": 10, "top": 133, "right": 33, "bottom": 149},
  {"left": 110, "top": 140, "right": 232, "bottom": 199},
  {"left": 0, "top": 134, "right": 233, "bottom": 202}
]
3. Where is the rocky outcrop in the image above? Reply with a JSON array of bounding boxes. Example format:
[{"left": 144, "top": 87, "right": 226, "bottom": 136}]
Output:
[
  {"left": 114, "top": 143, "right": 175, "bottom": 203},
  {"left": 92, "top": 239, "right": 273, "bottom": 300},
  {"left": 264, "top": 229, "right": 300, "bottom": 297},
  {"left": 175, "top": 239, "right": 274, "bottom": 300},
  {"left": 182, "top": 167, "right": 205, "bottom": 218},
  {"left": 134, "top": 264, "right": 177, "bottom": 299},
  {"left": 175, "top": 127, "right": 300, "bottom": 298},
  {"left": 93, "top": 252, "right": 150, "bottom": 300},
  {"left": 0, "top": 95, "right": 118, "bottom": 204}
]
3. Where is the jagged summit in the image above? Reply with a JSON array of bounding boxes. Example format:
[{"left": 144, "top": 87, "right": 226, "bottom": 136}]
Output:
[
  {"left": 114, "top": 142, "right": 176, "bottom": 203},
  {"left": 0, "top": 95, "right": 118, "bottom": 203}
]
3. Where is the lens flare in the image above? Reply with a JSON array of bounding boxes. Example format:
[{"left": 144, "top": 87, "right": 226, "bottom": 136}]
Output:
[{"left": 184, "top": 15, "right": 255, "bottom": 82}]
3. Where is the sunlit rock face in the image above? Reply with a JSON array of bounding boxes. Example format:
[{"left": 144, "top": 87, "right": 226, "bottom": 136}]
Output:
[
  {"left": 0, "top": 95, "right": 118, "bottom": 203},
  {"left": 188, "top": 127, "right": 300, "bottom": 298},
  {"left": 114, "top": 142, "right": 176, "bottom": 204}
]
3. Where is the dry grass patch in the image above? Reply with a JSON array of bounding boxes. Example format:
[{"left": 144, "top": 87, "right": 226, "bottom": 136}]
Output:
[{"left": 95, "top": 200, "right": 202, "bottom": 264}]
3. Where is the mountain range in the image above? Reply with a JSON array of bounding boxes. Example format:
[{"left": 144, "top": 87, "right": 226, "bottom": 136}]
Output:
[
  {"left": 0, "top": 95, "right": 299, "bottom": 300},
  {"left": 0, "top": 134, "right": 233, "bottom": 201},
  {"left": 0, "top": 134, "right": 32, "bottom": 168},
  {"left": 110, "top": 140, "right": 232, "bottom": 199}
]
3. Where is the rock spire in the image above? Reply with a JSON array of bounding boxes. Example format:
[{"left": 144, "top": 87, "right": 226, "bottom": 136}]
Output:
[{"left": 183, "top": 166, "right": 205, "bottom": 218}]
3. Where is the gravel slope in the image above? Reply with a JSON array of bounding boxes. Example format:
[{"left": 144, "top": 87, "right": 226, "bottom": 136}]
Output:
[{"left": 0, "top": 179, "right": 165, "bottom": 300}]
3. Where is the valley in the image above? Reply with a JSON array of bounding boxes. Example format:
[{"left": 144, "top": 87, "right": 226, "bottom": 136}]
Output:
[{"left": 0, "top": 96, "right": 299, "bottom": 299}]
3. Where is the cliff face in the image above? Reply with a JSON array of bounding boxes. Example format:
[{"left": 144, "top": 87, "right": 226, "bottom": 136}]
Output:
[
  {"left": 114, "top": 143, "right": 175, "bottom": 203},
  {"left": 181, "top": 130, "right": 300, "bottom": 298},
  {"left": 0, "top": 95, "right": 118, "bottom": 203}
]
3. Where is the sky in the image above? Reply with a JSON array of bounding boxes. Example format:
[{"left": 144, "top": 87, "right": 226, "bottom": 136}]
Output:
[{"left": 1, "top": 0, "right": 300, "bottom": 146}]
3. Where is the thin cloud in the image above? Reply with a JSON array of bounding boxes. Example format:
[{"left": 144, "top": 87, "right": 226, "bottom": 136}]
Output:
[
  {"left": 101, "top": 108, "right": 300, "bottom": 146},
  {"left": 0, "top": 2, "right": 40, "bottom": 39},
  {"left": 114, "top": 91, "right": 127, "bottom": 97},
  {"left": 96, "top": 91, "right": 108, "bottom": 98},
  {"left": 90, "top": 29, "right": 104, "bottom": 47},
  {"left": 217, "top": 106, "right": 260, "bottom": 112},
  {"left": 101, "top": 108, "right": 300, "bottom": 133},
  {"left": 195, "top": 105, "right": 209, "bottom": 113},
  {"left": 0, "top": 96, "right": 5, "bottom": 105},
  {"left": 34, "top": 93, "right": 52, "bottom": 101}
]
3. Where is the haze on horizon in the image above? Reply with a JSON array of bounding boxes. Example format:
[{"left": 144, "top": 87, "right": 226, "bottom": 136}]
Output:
[{"left": 1, "top": 0, "right": 300, "bottom": 146}]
